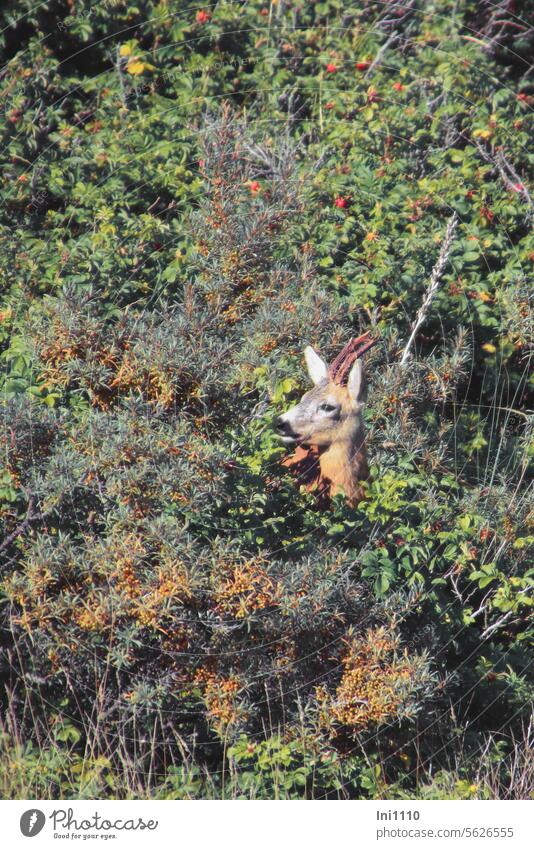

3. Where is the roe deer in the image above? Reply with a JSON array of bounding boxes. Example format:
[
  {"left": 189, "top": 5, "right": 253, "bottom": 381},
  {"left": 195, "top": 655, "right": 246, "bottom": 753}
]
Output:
[{"left": 274, "top": 333, "right": 376, "bottom": 506}]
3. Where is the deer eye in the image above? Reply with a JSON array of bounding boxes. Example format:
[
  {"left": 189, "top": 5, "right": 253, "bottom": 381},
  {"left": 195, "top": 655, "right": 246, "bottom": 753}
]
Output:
[{"left": 319, "top": 402, "right": 337, "bottom": 413}]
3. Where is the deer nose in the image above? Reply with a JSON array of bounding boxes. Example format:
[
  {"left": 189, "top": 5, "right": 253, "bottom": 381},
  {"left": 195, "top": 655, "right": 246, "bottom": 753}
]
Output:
[{"left": 274, "top": 416, "right": 292, "bottom": 435}]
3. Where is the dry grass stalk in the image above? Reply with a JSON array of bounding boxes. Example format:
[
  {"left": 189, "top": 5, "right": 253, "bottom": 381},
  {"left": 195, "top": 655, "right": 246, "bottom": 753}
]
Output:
[{"left": 399, "top": 213, "right": 458, "bottom": 366}]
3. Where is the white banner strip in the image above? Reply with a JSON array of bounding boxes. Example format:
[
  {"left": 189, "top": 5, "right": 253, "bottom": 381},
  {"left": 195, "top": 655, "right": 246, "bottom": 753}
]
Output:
[{"left": 1, "top": 799, "right": 532, "bottom": 849}]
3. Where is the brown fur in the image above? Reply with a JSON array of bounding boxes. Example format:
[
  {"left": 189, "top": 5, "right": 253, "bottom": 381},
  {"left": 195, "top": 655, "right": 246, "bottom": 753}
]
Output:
[
  {"left": 281, "top": 383, "right": 370, "bottom": 507},
  {"left": 277, "top": 337, "right": 375, "bottom": 508}
]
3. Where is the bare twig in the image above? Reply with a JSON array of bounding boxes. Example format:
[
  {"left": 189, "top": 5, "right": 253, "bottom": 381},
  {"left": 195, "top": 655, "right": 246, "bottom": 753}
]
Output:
[
  {"left": 474, "top": 139, "right": 533, "bottom": 217},
  {"left": 0, "top": 496, "right": 42, "bottom": 555},
  {"left": 379, "top": 0, "right": 416, "bottom": 31},
  {"left": 480, "top": 609, "right": 517, "bottom": 640},
  {"left": 399, "top": 213, "right": 459, "bottom": 366},
  {"left": 426, "top": 90, "right": 447, "bottom": 115},
  {"left": 364, "top": 32, "right": 400, "bottom": 79}
]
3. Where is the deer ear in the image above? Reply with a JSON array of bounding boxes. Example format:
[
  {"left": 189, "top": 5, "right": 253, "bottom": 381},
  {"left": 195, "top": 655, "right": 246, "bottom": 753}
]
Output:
[
  {"left": 347, "top": 359, "right": 366, "bottom": 403},
  {"left": 304, "top": 346, "right": 328, "bottom": 385}
]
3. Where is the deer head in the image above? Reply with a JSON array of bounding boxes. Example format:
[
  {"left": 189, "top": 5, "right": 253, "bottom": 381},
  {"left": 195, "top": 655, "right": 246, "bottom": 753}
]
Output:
[{"left": 274, "top": 333, "right": 375, "bottom": 504}]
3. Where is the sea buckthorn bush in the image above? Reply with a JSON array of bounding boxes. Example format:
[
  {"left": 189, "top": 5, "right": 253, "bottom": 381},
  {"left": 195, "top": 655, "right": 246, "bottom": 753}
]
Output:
[{"left": 0, "top": 0, "right": 532, "bottom": 799}]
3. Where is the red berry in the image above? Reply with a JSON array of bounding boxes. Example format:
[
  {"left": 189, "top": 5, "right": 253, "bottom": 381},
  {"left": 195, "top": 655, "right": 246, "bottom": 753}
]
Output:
[
  {"left": 326, "top": 63, "right": 338, "bottom": 73},
  {"left": 334, "top": 196, "right": 348, "bottom": 208},
  {"left": 196, "top": 10, "right": 210, "bottom": 24},
  {"left": 249, "top": 181, "right": 261, "bottom": 193},
  {"left": 392, "top": 82, "right": 404, "bottom": 91},
  {"left": 355, "top": 61, "right": 370, "bottom": 71}
]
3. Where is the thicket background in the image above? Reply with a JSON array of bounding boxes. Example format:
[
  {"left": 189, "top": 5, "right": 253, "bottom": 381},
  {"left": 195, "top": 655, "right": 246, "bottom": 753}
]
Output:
[{"left": 0, "top": 0, "right": 532, "bottom": 799}]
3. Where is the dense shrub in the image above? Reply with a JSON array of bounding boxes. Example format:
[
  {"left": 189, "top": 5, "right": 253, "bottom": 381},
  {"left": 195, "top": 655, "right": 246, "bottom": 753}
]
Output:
[{"left": 0, "top": 0, "right": 532, "bottom": 798}]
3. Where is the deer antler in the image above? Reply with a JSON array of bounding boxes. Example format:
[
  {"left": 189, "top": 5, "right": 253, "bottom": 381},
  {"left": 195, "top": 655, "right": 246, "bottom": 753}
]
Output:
[{"left": 328, "top": 332, "right": 377, "bottom": 385}]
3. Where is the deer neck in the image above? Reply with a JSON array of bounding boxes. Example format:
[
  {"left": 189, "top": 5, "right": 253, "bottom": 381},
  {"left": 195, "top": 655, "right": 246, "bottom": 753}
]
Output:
[{"left": 318, "top": 425, "right": 368, "bottom": 503}]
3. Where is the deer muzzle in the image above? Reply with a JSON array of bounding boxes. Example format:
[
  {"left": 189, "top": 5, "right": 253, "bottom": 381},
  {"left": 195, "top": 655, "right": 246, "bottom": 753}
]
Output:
[{"left": 273, "top": 415, "right": 299, "bottom": 443}]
